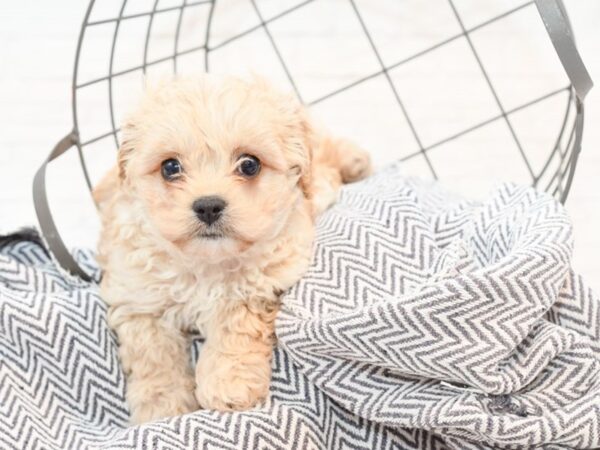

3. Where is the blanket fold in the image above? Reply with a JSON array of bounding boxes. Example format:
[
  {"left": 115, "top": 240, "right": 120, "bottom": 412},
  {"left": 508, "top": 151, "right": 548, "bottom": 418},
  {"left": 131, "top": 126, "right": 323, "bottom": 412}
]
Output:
[
  {"left": 278, "top": 167, "right": 600, "bottom": 448},
  {"left": 0, "top": 166, "right": 598, "bottom": 449}
]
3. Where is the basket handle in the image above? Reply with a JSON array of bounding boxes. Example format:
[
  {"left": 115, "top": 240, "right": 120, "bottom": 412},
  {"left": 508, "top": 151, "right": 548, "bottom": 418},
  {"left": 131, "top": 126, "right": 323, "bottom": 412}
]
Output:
[
  {"left": 32, "top": 133, "right": 93, "bottom": 282},
  {"left": 535, "top": 0, "right": 593, "bottom": 101},
  {"left": 535, "top": 0, "right": 593, "bottom": 203}
]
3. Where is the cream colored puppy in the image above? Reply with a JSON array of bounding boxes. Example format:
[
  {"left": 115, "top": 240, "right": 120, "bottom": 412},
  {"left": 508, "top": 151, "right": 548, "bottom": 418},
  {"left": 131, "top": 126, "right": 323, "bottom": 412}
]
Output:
[{"left": 94, "top": 75, "right": 371, "bottom": 424}]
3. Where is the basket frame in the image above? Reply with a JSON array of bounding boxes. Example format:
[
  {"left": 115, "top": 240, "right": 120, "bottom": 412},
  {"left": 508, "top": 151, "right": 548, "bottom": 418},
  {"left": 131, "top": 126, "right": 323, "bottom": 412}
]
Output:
[{"left": 33, "top": 0, "right": 593, "bottom": 280}]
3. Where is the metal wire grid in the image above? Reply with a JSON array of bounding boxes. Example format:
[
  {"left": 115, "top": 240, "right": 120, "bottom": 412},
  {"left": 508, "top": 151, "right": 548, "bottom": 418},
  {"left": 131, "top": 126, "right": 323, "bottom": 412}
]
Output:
[{"left": 72, "top": 0, "right": 580, "bottom": 202}]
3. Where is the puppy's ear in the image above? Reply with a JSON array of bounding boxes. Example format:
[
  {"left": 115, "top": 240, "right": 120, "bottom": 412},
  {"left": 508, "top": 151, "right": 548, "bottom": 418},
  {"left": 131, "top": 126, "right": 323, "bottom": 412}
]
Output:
[
  {"left": 250, "top": 77, "right": 315, "bottom": 199},
  {"left": 291, "top": 106, "right": 317, "bottom": 200},
  {"left": 280, "top": 102, "right": 317, "bottom": 199},
  {"left": 117, "top": 121, "right": 136, "bottom": 180}
]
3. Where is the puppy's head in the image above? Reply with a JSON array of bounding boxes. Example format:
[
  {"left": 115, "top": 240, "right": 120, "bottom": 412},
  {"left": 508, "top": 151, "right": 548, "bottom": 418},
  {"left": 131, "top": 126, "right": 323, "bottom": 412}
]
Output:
[{"left": 118, "top": 76, "right": 314, "bottom": 260}]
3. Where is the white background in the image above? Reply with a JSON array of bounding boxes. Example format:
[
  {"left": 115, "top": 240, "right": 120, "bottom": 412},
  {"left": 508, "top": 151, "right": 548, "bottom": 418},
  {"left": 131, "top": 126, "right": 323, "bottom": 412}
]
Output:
[{"left": 0, "top": 0, "right": 598, "bottom": 285}]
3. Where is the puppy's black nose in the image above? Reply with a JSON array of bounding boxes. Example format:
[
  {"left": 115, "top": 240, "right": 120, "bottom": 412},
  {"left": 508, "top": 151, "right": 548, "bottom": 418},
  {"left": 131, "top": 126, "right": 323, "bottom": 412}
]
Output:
[{"left": 192, "top": 196, "right": 227, "bottom": 226}]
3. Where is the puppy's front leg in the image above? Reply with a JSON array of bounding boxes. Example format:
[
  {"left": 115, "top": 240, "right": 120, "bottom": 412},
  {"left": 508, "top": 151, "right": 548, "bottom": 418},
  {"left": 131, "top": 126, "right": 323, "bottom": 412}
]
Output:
[
  {"left": 195, "top": 299, "right": 277, "bottom": 411},
  {"left": 114, "top": 315, "right": 198, "bottom": 423}
]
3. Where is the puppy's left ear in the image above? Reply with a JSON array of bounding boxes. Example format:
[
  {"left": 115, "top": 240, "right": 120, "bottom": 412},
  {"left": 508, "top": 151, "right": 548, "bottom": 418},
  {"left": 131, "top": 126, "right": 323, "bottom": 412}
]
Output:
[
  {"left": 254, "top": 76, "right": 315, "bottom": 198},
  {"left": 289, "top": 106, "right": 316, "bottom": 200},
  {"left": 117, "top": 121, "right": 136, "bottom": 180},
  {"left": 298, "top": 106, "right": 317, "bottom": 199}
]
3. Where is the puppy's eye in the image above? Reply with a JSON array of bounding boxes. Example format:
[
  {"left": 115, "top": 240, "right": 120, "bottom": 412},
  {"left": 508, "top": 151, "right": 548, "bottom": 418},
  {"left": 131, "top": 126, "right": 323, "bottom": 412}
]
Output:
[
  {"left": 161, "top": 158, "right": 183, "bottom": 181},
  {"left": 237, "top": 154, "right": 261, "bottom": 178}
]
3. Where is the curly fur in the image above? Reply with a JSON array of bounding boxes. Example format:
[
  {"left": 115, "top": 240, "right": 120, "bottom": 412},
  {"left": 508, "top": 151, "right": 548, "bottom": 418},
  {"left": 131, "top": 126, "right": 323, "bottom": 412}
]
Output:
[{"left": 94, "top": 75, "right": 371, "bottom": 424}]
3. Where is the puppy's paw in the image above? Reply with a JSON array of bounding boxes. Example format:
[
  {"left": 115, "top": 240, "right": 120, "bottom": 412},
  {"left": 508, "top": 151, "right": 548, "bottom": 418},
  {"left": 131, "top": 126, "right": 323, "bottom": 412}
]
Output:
[
  {"left": 128, "top": 379, "right": 199, "bottom": 424},
  {"left": 195, "top": 377, "right": 268, "bottom": 412},
  {"left": 195, "top": 353, "right": 270, "bottom": 411},
  {"left": 337, "top": 139, "right": 372, "bottom": 183}
]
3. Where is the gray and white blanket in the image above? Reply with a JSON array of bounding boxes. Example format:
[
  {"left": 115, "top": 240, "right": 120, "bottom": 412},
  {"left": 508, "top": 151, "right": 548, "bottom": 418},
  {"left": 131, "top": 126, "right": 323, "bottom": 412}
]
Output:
[{"left": 1, "top": 166, "right": 599, "bottom": 449}]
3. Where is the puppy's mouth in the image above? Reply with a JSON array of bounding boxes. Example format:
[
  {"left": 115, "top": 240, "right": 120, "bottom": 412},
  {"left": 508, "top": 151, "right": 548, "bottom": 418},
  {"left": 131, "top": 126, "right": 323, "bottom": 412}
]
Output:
[
  {"left": 198, "top": 231, "right": 224, "bottom": 240},
  {"left": 188, "top": 221, "right": 239, "bottom": 243},
  {"left": 196, "top": 224, "right": 229, "bottom": 240}
]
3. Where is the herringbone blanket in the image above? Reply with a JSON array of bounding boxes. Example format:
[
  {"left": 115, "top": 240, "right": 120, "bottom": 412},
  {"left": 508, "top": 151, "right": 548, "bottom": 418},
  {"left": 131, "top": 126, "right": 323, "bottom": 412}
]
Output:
[{"left": 1, "top": 166, "right": 599, "bottom": 449}]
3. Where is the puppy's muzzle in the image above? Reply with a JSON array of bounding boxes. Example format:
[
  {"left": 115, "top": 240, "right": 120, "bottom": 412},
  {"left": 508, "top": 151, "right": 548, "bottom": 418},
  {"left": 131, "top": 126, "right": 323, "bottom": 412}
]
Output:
[{"left": 193, "top": 196, "right": 227, "bottom": 226}]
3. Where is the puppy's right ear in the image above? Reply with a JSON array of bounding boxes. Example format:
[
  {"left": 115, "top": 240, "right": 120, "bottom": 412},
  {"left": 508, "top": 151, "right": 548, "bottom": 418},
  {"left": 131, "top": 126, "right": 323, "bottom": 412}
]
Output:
[{"left": 117, "top": 122, "right": 136, "bottom": 180}]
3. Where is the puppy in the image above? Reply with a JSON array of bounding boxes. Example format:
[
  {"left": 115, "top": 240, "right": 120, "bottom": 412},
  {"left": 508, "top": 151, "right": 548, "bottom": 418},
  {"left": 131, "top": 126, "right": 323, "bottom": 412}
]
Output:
[{"left": 94, "top": 75, "right": 371, "bottom": 424}]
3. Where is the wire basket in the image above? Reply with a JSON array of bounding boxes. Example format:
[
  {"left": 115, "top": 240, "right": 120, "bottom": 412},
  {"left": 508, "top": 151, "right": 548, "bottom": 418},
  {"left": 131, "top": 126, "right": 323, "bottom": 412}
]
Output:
[{"left": 33, "top": 0, "right": 592, "bottom": 280}]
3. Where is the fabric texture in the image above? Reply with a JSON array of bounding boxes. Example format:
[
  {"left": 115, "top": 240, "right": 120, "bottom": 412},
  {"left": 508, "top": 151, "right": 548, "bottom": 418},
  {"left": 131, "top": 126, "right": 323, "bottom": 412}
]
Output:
[{"left": 0, "top": 165, "right": 598, "bottom": 449}]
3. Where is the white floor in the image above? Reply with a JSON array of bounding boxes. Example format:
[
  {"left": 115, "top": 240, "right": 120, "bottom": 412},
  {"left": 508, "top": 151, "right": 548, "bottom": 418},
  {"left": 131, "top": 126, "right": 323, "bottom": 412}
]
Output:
[{"left": 1, "top": 0, "right": 599, "bottom": 285}]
